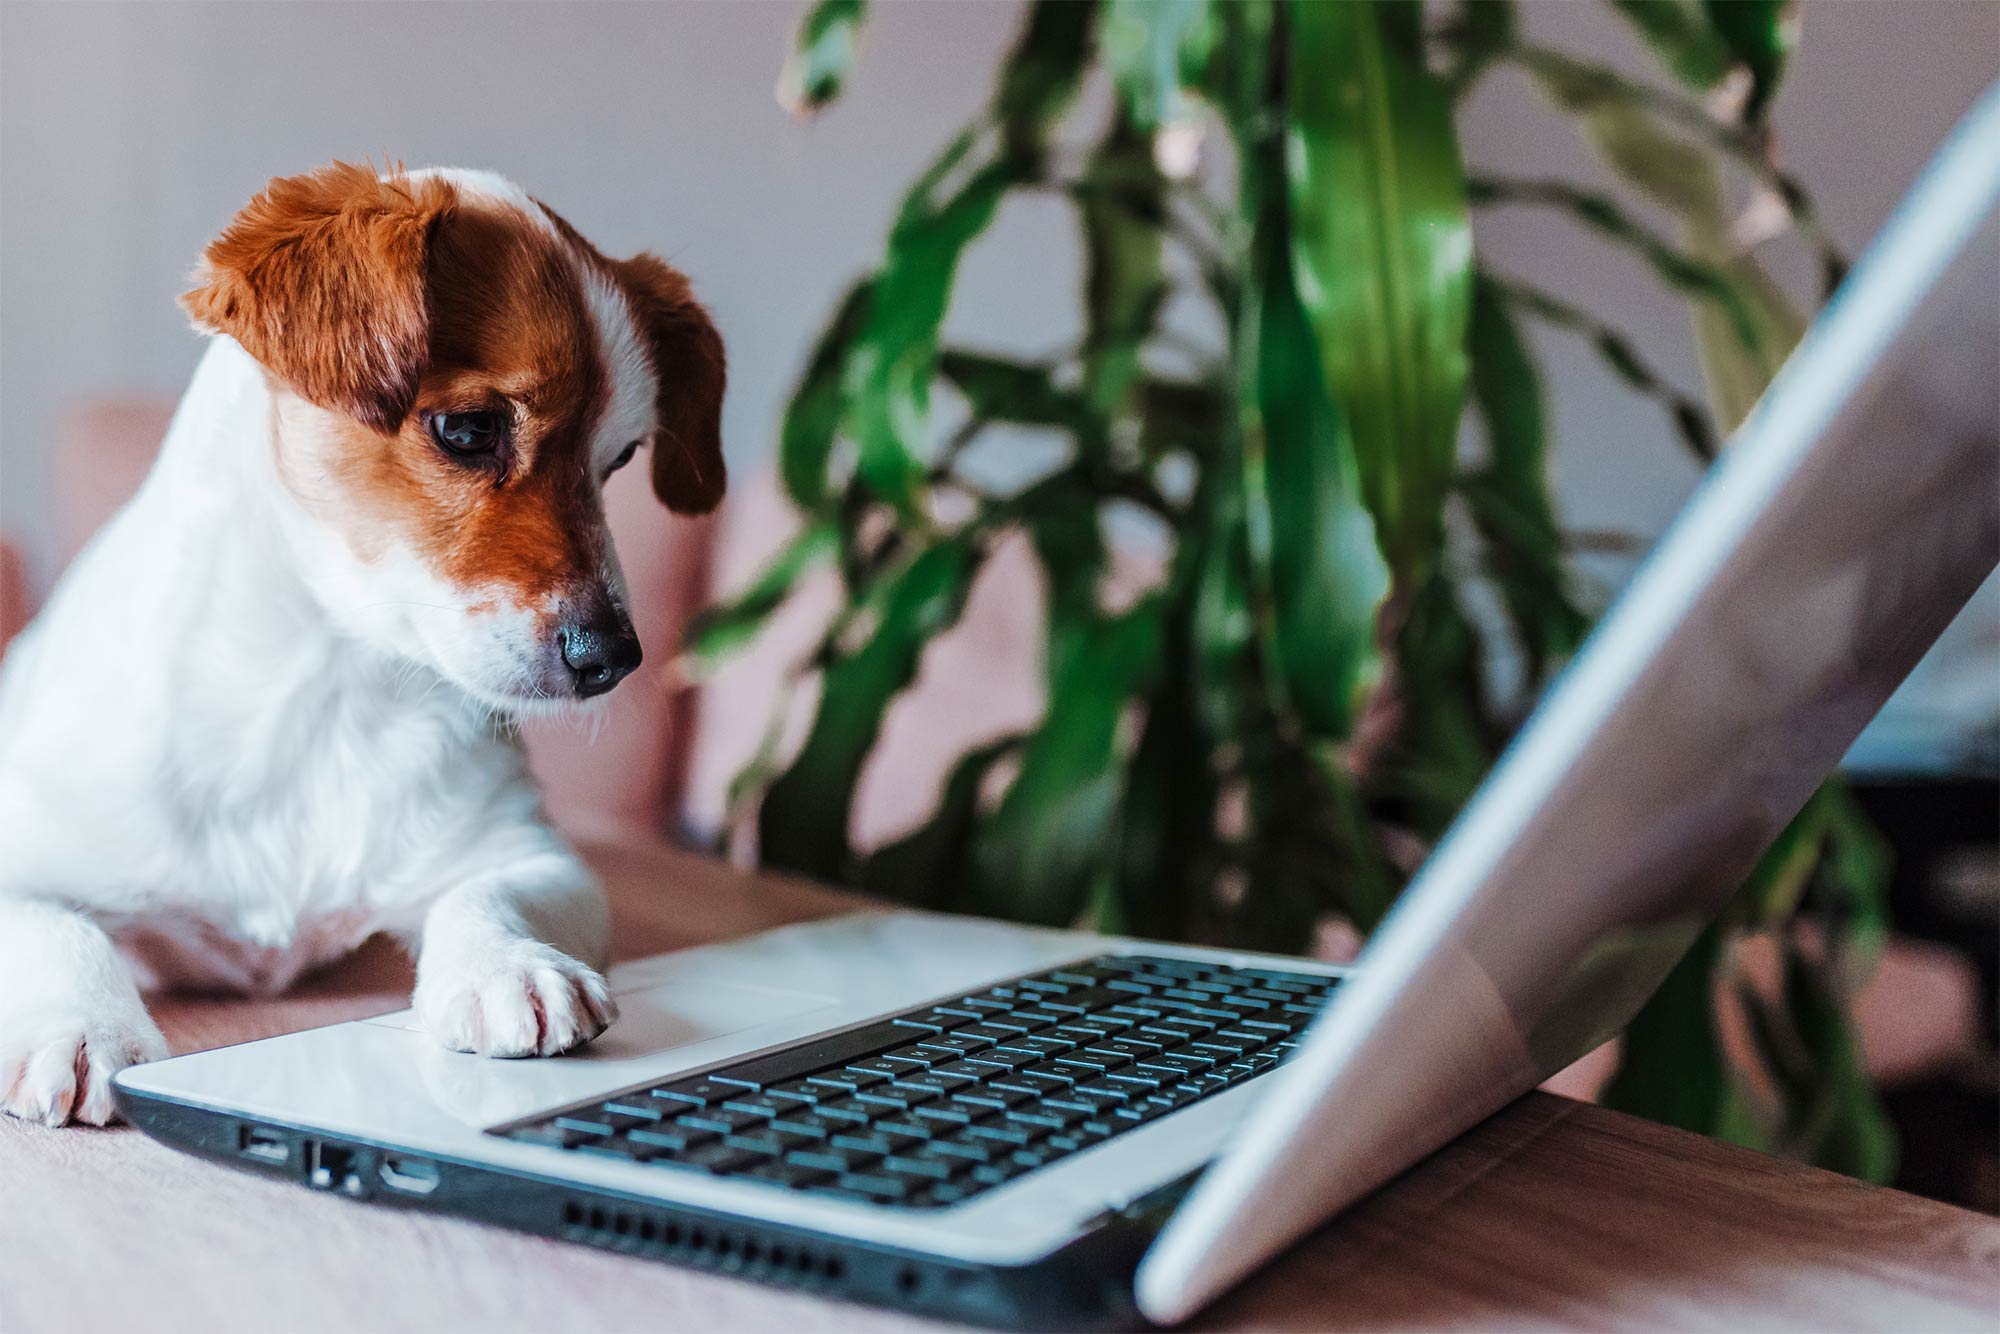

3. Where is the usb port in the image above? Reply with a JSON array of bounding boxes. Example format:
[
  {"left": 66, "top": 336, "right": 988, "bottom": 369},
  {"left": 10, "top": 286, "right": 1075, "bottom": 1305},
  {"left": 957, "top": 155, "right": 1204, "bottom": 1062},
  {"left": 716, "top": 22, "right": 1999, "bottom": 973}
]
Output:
[
  {"left": 378, "top": 1155, "right": 441, "bottom": 1196},
  {"left": 238, "top": 1125, "right": 290, "bottom": 1167}
]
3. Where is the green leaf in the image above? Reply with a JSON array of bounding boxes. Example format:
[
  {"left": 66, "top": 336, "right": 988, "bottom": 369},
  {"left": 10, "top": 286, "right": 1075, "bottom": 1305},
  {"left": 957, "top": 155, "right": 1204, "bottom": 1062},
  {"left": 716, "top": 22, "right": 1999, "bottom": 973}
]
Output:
[
  {"left": 1464, "top": 274, "right": 1588, "bottom": 678},
  {"left": 1781, "top": 942, "right": 1897, "bottom": 1182},
  {"left": 1436, "top": 0, "right": 1517, "bottom": 100},
  {"left": 1489, "top": 273, "right": 1720, "bottom": 462},
  {"left": 1389, "top": 575, "right": 1495, "bottom": 831},
  {"left": 1113, "top": 633, "right": 1216, "bottom": 940},
  {"left": 758, "top": 542, "right": 974, "bottom": 881},
  {"left": 1702, "top": 0, "right": 1796, "bottom": 123},
  {"left": 1607, "top": 0, "right": 1734, "bottom": 89},
  {"left": 971, "top": 601, "right": 1162, "bottom": 926},
  {"left": 1603, "top": 921, "right": 1762, "bottom": 1144},
  {"left": 1530, "top": 60, "right": 1805, "bottom": 431},
  {"left": 1468, "top": 176, "right": 1767, "bottom": 357},
  {"left": 841, "top": 2, "right": 1095, "bottom": 512},
  {"left": 780, "top": 279, "right": 875, "bottom": 509},
  {"left": 860, "top": 735, "right": 1022, "bottom": 911},
  {"left": 777, "top": 0, "right": 867, "bottom": 116},
  {"left": 846, "top": 156, "right": 1019, "bottom": 509},
  {"left": 1246, "top": 189, "right": 1388, "bottom": 739},
  {"left": 681, "top": 520, "right": 841, "bottom": 670},
  {"left": 1078, "top": 108, "right": 1169, "bottom": 414},
  {"left": 1289, "top": 0, "right": 1473, "bottom": 579},
  {"left": 1100, "top": 0, "right": 1213, "bottom": 128},
  {"left": 937, "top": 350, "right": 1091, "bottom": 431}
]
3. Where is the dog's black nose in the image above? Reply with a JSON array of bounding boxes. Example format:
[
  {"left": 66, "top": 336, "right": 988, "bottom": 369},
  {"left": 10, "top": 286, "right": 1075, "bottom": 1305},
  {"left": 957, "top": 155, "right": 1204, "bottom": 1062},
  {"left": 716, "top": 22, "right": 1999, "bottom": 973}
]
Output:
[{"left": 558, "top": 617, "right": 642, "bottom": 698}]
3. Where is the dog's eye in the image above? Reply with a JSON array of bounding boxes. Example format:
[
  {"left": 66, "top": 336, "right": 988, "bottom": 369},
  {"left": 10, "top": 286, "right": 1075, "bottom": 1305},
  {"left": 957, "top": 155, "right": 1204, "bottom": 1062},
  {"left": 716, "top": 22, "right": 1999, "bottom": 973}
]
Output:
[
  {"left": 427, "top": 410, "right": 506, "bottom": 457},
  {"left": 608, "top": 440, "right": 641, "bottom": 474}
]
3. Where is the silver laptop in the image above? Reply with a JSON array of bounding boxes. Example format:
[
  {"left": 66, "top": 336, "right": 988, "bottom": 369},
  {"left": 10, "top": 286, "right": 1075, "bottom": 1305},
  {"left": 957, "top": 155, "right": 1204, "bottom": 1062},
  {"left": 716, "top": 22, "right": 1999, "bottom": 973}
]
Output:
[{"left": 116, "top": 88, "right": 2000, "bottom": 1329}]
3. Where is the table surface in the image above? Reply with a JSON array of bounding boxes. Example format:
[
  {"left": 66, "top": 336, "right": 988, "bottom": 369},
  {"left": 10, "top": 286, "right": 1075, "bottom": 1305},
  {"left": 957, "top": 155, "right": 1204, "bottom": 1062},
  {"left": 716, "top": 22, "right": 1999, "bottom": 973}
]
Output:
[{"left": 5, "top": 838, "right": 1996, "bottom": 1333}]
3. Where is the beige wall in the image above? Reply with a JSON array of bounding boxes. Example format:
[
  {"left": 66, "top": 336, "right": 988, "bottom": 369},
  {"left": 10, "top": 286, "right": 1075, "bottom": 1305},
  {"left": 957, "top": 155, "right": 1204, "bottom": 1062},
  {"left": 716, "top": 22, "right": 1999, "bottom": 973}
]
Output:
[{"left": 2, "top": 0, "right": 1994, "bottom": 763}]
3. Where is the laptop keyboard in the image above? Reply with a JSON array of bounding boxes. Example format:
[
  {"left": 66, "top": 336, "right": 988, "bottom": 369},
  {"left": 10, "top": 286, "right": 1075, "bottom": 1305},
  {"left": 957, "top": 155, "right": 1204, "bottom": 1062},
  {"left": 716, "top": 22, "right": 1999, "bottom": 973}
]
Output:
[{"left": 501, "top": 954, "right": 1336, "bottom": 1210}]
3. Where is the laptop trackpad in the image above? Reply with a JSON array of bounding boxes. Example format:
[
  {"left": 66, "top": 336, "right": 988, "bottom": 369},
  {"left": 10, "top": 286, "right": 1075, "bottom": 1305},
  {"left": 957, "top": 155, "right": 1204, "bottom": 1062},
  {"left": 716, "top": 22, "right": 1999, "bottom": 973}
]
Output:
[{"left": 571, "top": 976, "right": 836, "bottom": 1060}]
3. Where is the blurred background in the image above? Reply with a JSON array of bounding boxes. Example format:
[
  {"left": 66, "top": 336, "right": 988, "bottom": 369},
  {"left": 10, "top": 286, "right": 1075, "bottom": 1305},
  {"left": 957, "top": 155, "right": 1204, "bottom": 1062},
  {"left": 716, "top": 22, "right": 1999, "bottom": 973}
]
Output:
[{"left": 2, "top": 1, "right": 1995, "bottom": 1206}]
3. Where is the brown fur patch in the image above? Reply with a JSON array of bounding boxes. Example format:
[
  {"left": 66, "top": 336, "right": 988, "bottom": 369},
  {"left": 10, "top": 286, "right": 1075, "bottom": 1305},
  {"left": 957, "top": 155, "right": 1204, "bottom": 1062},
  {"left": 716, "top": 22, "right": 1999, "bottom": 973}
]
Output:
[
  {"left": 182, "top": 163, "right": 454, "bottom": 433},
  {"left": 539, "top": 205, "right": 727, "bottom": 515}
]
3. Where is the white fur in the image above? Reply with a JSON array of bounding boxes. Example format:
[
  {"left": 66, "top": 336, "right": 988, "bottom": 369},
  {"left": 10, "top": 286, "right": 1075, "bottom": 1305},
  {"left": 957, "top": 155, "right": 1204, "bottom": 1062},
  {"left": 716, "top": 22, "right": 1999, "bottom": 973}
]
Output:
[{"left": 0, "top": 171, "right": 650, "bottom": 1123}]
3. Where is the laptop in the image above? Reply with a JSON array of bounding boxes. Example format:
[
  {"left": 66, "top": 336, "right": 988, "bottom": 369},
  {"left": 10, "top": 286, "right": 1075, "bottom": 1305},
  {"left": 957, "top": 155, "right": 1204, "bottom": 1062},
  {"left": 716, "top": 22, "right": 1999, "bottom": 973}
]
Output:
[{"left": 114, "top": 87, "right": 2000, "bottom": 1329}]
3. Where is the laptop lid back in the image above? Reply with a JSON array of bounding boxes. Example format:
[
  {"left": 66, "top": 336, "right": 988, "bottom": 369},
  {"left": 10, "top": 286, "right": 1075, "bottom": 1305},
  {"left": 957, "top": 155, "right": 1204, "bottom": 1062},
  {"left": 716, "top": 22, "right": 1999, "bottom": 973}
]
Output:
[{"left": 1137, "top": 85, "right": 2000, "bottom": 1323}]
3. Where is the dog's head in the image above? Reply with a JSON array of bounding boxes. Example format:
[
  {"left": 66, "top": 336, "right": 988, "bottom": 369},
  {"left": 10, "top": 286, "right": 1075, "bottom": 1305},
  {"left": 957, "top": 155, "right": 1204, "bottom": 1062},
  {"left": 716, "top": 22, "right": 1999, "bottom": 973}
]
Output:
[{"left": 180, "top": 163, "right": 724, "bottom": 712}]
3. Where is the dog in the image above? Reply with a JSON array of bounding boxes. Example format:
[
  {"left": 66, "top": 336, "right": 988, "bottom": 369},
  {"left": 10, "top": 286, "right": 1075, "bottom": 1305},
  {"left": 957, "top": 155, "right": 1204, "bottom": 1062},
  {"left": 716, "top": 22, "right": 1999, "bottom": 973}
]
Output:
[{"left": 0, "top": 163, "right": 725, "bottom": 1126}]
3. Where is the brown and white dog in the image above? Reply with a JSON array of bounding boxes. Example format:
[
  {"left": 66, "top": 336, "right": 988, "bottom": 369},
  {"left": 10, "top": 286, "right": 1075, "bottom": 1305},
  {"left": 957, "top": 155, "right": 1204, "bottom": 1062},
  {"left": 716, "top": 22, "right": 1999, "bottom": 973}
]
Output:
[{"left": 0, "top": 164, "right": 725, "bottom": 1125}]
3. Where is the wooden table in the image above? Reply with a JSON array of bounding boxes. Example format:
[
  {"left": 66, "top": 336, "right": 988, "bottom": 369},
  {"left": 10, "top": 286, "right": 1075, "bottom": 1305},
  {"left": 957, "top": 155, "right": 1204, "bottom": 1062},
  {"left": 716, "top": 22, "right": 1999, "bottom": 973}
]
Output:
[{"left": 5, "top": 840, "right": 1995, "bottom": 1332}]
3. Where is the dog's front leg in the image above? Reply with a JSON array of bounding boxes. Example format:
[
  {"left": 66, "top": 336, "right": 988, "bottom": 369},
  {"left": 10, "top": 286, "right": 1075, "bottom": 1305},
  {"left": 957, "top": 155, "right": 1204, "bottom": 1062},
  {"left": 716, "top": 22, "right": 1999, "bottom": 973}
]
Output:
[
  {"left": 412, "top": 846, "right": 617, "bottom": 1058},
  {"left": 0, "top": 897, "right": 170, "bottom": 1125}
]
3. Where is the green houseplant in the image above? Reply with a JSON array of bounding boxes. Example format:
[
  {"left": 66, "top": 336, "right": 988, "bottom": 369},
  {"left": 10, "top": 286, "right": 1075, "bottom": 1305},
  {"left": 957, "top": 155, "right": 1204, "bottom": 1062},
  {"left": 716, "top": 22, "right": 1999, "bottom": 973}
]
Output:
[{"left": 692, "top": 0, "right": 1895, "bottom": 1179}]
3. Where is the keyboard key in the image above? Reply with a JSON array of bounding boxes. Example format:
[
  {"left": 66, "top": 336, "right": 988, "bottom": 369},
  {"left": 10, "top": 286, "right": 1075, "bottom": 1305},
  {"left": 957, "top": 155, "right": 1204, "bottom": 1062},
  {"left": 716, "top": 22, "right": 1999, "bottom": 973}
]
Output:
[
  {"left": 807, "top": 1068, "right": 888, "bottom": 1094},
  {"left": 914, "top": 1032, "right": 995, "bottom": 1057},
  {"left": 970, "top": 1160, "right": 1031, "bottom": 1187},
  {"left": 871, "top": 1117, "right": 939, "bottom": 1141},
  {"left": 807, "top": 1096, "right": 877, "bottom": 1125},
  {"left": 648, "top": 1077, "right": 744, "bottom": 1108},
  {"left": 743, "top": 1159, "right": 836, "bottom": 1189},
  {"left": 883, "top": 1152, "right": 963, "bottom": 1181},
  {"left": 764, "top": 1080, "right": 823, "bottom": 1106},
  {"left": 958, "top": 1047, "right": 1040, "bottom": 1070},
  {"left": 951, "top": 1085, "right": 1035, "bottom": 1112},
  {"left": 893, "top": 1070, "right": 978, "bottom": 1098},
  {"left": 880, "top": 1045, "right": 944, "bottom": 1068},
  {"left": 855, "top": 1085, "right": 938, "bottom": 1111},
  {"left": 1011, "top": 1008, "right": 1074, "bottom": 1028},
  {"left": 1138, "top": 1052, "right": 1217, "bottom": 1077},
  {"left": 787, "top": 1146, "right": 882, "bottom": 1174},
  {"left": 925, "top": 1135, "right": 1001, "bottom": 1163},
  {"left": 912, "top": 1102, "right": 980, "bottom": 1128},
  {"left": 767, "top": 1115, "right": 835, "bottom": 1140},
  {"left": 928, "top": 1059, "right": 1008, "bottom": 1081},
  {"left": 721, "top": 1093, "right": 793, "bottom": 1119},
  {"left": 834, "top": 1171, "right": 919, "bottom": 1202},
  {"left": 552, "top": 1115, "right": 617, "bottom": 1137},
  {"left": 1006, "top": 1104, "right": 1089, "bottom": 1131},
  {"left": 629, "top": 1125, "right": 716, "bottom": 1153},
  {"left": 955, "top": 1023, "right": 1027, "bottom": 1044},
  {"left": 987, "top": 1071, "right": 1074, "bottom": 1098},
  {"left": 1059, "top": 1014, "right": 1134, "bottom": 1037},
  {"left": 975, "top": 1015, "right": 1051, "bottom": 1036},
  {"left": 724, "top": 1127, "right": 823, "bottom": 1157},
  {"left": 676, "top": 1107, "right": 770, "bottom": 1135},
  {"left": 660, "top": 1141, "right": 764, "bottom": 1175},
  {"left": 964, "top": 1120, "right": 1041, "bottom": 1147},
  {"left": 575, "top": 1135, "right": 661, "bottom": 1163},
  {"left": 837, "top": 1057, "right": 921, "bottom": 1083},
  {"left": 600, "top": 1099, "right": 668, "bottom": 1122},
  {"left": 826, "top": 1131, "right": 898, "bottom": 1156},
  {"left": 1018, "top": 1061, "right": 1081, "bottom": 1085},
  {"left": 1035, "top": 987, "right": 1127, "bottom": 1015},
  {"left": 995, "top": 1035, "right": 1076, "bottom": 1057}
]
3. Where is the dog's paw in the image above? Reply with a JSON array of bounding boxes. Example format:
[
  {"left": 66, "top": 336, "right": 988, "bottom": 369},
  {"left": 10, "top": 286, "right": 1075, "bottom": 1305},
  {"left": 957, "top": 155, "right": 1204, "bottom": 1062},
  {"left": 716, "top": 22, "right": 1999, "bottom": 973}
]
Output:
[
  {"left": 415, "top": 942, "right": 616, "bottom": 1058},
  {"left": 0, "top": 1012, "right": 169, "bottom": 1127}
]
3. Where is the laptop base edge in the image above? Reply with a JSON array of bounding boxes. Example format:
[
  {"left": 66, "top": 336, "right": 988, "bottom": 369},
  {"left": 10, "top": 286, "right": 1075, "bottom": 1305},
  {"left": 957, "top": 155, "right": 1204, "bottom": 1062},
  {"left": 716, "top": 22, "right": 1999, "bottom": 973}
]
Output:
[{"left": 113, "top": 1081, "right": 1156, "bottom": 1331}]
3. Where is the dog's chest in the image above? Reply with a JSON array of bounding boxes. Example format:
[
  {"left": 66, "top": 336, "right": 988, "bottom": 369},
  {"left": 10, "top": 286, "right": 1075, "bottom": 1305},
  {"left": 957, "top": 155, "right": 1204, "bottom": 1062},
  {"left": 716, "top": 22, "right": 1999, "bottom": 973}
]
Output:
[{"left": 118, "top": 656, "right": 534, "bottom": 986}]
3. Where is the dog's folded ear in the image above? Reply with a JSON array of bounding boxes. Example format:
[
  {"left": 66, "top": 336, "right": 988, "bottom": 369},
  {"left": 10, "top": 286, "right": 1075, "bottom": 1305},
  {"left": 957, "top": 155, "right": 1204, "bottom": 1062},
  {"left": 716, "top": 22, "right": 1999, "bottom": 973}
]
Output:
[
  {"left": 181, "top": 162, "right": 455, "bottom": 435},
  {"left": 616, "top": 253, "right": 727, "bottom": 516}
]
